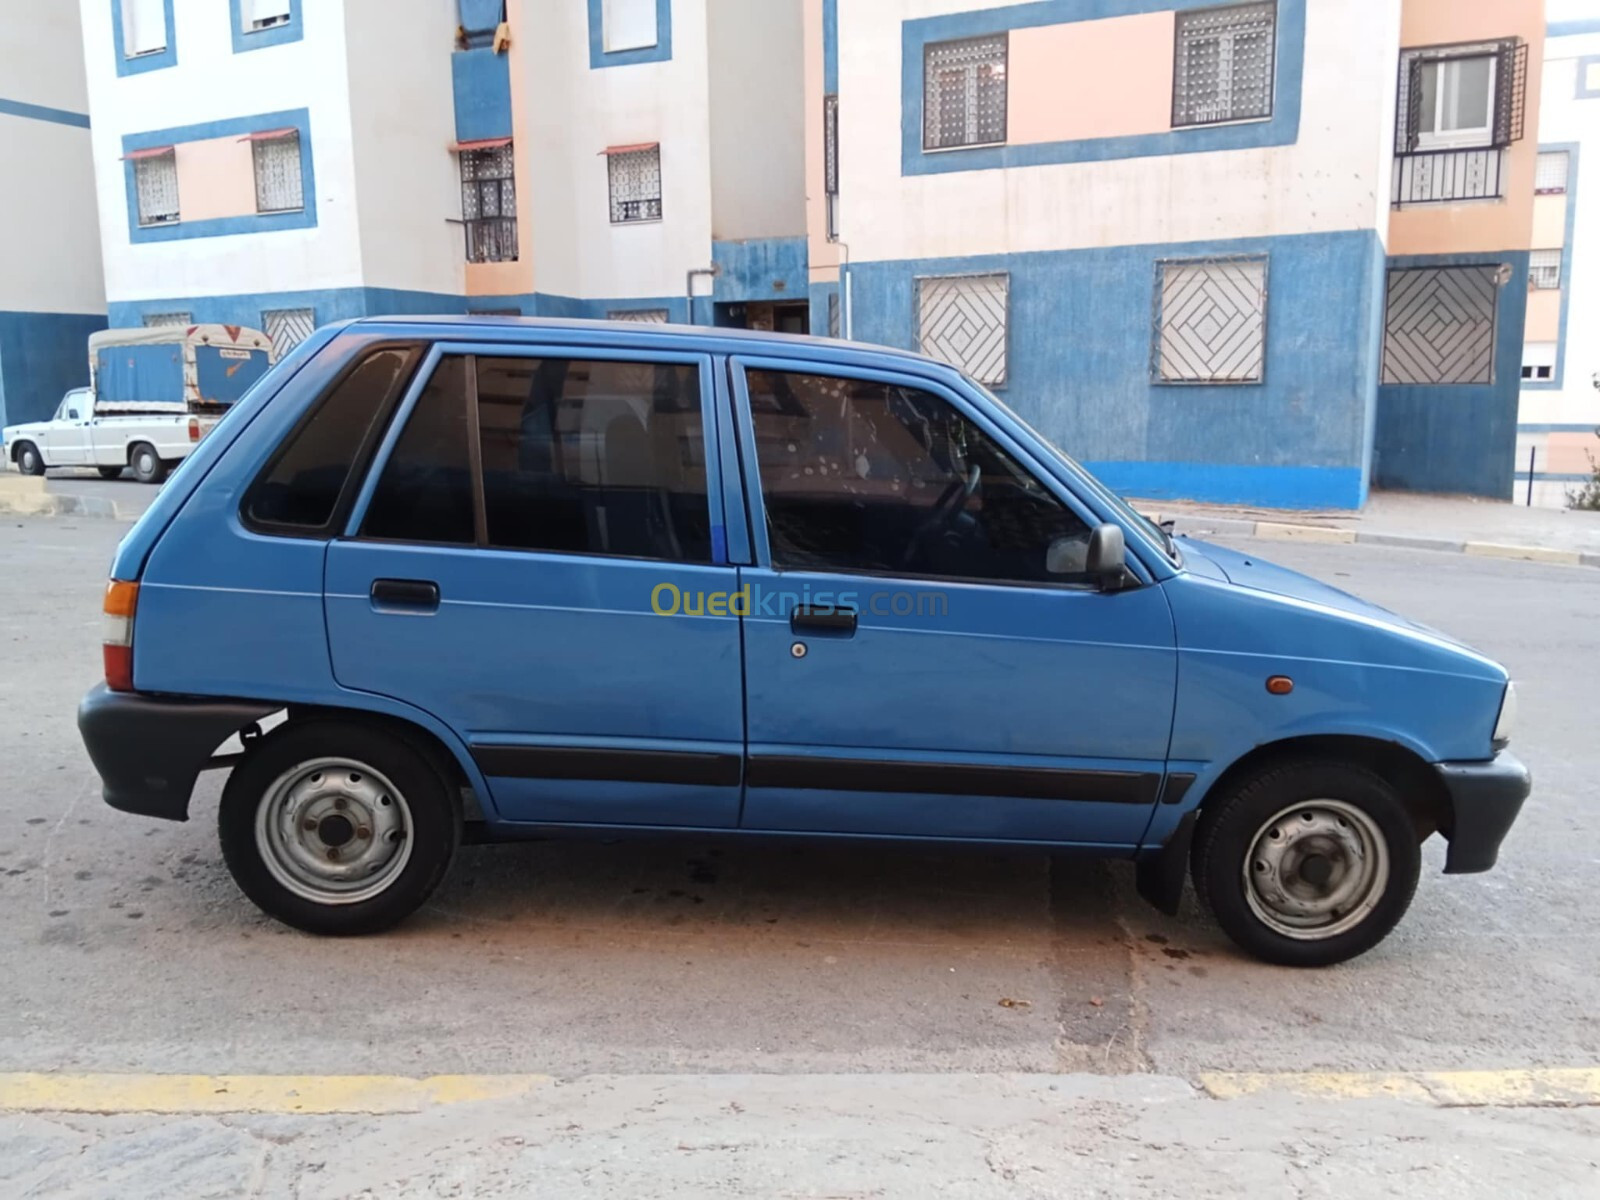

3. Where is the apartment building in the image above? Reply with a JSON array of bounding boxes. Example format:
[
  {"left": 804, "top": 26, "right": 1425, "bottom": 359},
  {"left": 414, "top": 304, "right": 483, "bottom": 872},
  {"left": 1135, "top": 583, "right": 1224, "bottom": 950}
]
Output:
[
  {"left": 0, "top": 5, "right": 105, "bottom": 429},
  {"left": 1515, "top": 5, "right": 1599, "bottom": 508}
]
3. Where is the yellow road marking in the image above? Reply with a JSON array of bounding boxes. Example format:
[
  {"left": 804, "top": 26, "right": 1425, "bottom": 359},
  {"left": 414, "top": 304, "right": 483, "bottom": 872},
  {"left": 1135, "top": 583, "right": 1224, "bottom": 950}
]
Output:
[
  {"left": 1200, "top": 1068, "right": 1600, "bottom": 1108},
  {"left": 0, "top": 1073, "right": 550, "bottom": 1116},
  {"left": 1463, "top": 542, "right": 1583, "bottom": 566}
]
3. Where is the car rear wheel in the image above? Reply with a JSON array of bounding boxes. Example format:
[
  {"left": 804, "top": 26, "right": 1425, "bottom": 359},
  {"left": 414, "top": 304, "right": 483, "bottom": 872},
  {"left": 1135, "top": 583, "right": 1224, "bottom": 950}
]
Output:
[
  {"left": 218, "top": 720, "right": 461, "bottom": 935},
  {"left": 1191, "top": 760, "right": 1421, "bottom": 967},
  {"left": 15, "top": 442, "right": 44, "bottom": 476},
  {"left": 130, "top": 443, "right": 166, "bottom": 485}
]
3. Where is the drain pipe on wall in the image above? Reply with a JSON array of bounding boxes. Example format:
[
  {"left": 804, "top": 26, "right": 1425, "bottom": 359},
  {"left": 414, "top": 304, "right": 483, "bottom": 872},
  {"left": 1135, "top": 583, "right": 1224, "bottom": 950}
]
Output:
[
  {"left": 686, "top": 267, "right": 719, "bottom": 325},
  {"left": 833, "top": 240, "right": 853, "bottom": 340}
]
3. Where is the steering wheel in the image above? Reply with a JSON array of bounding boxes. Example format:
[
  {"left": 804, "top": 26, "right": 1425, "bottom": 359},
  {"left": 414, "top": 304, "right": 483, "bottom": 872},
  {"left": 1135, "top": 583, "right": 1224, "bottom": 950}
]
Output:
[{"left": 899, "top": 465, "right": 981, "bottom": 569}]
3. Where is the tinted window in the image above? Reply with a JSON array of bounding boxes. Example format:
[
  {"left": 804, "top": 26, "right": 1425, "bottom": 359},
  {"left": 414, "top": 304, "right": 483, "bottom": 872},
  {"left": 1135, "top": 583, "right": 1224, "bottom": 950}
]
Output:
[
  {"left": 246, "top": 348, "right": 411, "bottom": 530},
  {"left": 476, "top": 356, "right": 712, "bottom": 562},
  {"left": 745, "top": 370, "right": 1091, "bottom": 584},
  {"left": 362, "top": 356, "right": 476, "bottom": 545}
]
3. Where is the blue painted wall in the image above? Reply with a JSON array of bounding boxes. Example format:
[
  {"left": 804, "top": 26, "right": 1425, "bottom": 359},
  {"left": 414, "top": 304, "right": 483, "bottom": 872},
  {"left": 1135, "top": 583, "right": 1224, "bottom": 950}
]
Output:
[
  {"left": 1373, "top": 252, "right": 1530, "bottom": 501},
  {"left": 712, "top": 237, "right": 810, "bottom": 303},
  {"left": 0, "top": 311, "right": 107, "bottom": 429},
  {"left": 846, "top": 230, "right": 1384, "bottom": 510},
  {"left": 809, "top": 281, "right": 841, "bottom": 338},
  {"left": 458, "top": 0, "right": 503, "bottom": 36},
  {"left": 451, "top": 47, "right": 512, "bottom": 142}
]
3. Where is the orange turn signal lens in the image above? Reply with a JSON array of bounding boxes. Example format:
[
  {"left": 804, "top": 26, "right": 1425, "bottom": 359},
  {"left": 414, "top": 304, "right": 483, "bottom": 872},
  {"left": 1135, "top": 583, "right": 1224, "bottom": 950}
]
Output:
[
  {"left": 1266, "top": 675, "right": 1294, "bottom": 695},
  {"left": 104, "top": 580, "right": 139, "bottom": 619},
  {"left": 102, "top": 580, "right": 139, "bottom": 692}
]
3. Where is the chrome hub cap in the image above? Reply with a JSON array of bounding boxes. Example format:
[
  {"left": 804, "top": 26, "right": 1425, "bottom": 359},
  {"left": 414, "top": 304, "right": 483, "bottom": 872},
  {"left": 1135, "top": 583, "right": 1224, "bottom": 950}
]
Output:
[
  {"left": 255, "top": 757, "right": 412, "bottom": 905},
  {"left": 1243, "top": 800, "right": 1389, "bottom": 940}
]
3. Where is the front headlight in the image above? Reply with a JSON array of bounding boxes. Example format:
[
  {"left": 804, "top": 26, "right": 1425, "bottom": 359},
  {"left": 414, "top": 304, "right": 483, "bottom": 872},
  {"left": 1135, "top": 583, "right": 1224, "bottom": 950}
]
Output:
[{"left": 1493, "top": 682, "right": 1517, "bottom": 750}]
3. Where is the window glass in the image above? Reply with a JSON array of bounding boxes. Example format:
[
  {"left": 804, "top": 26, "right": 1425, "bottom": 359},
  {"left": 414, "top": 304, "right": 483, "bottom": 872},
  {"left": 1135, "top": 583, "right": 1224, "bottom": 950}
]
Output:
[
  {"left": 745, "top": 370, "right": 1091, "bottom": 584},
  {"left": 247, "top": 348, "right": 411, "bottom": 531},
  {"left": 363, "top": 356, "right": 476, "bottom": 544},
  {"left": 476, "top": 356, "right": 711, "bottom": 562}
]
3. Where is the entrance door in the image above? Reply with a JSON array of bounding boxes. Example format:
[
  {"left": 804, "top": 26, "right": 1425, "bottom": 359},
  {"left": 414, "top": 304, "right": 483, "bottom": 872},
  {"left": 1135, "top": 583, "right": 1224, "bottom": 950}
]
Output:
[
  {"left": 325, "top": 345, "right": 745, "bottom": 828},
  {"left": 729, "top": 359, "right": 1177, "bottom": 847}
]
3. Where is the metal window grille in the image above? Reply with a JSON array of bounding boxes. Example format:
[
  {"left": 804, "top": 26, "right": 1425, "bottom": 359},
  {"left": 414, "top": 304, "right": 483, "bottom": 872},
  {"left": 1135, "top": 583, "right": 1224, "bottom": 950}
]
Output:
[
  {"left": 827, "top": 291, "right": 841, "bottom": 338},
  {"left": 1535, "top": 150, "right": 1570, "bottom": 194},
  {"left": 1172, "top": 3, "right": 1276, "bottom": 128},
  {"left": 123, "top": 0, "right": 167, "bottom": 55},
  {"left": 824, "top": 93, "right": 840, "bottom": 239},
  {"left": 1528, "top": 250, "right": 1563, "bottom": 290},
  {"left": 460, "top": 143, "right": 517, "bottom": 262},
  {"left": 607, "top": 309, "right": 670, "bottom": 323},
  {"left": 253, "top": 133, "right": 304, "bottom": 213},
  {"left": 1154, "top": 256, "right": 1267, "bottom": 384},
  {"left": 262, "top": 307, "right": 316, "bottom": 358},
  {"left": 916, "top": 273, "right": 1009, "bottom": 386},
  {"left": 923, "top": 35, "right": 1007, "bottom": 150},
  {"left": 134, "top": 152, "right": 179, "bottom": 226},
  {"left": 142, "top": 311, "right": 191, "bottom": 327},
  {"left": 1393, "top": 40, "right": 1527, "bottom": 206},
  {"left": 608, "top": 146, "right": 662, "bottom": 223},
  {"left": 1381, "top": 266, "right": 1498, "bottom": 385}
]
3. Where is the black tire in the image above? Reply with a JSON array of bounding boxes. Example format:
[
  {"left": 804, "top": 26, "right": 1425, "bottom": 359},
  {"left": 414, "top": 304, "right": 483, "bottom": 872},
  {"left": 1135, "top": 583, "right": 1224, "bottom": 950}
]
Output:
[
  {"left": 97, "top": 466, "right": 124, "bottom": 480},
  {"left": 15, "top": 442, "right": 45, "bottom": 476},
  {"left": 1191, "top": 760, "right": 1421, "bottom": 967},
  {"left": 130, "top": 443, "right": 166, "bottom": 484},
  {"left": 218, "top": 719, "right": 461, "bottom": 935}
]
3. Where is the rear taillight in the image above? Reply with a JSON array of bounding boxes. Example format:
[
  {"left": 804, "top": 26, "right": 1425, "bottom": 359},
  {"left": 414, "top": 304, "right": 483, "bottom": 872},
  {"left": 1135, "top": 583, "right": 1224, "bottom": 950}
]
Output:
[
  {"left": 103, "top": 580, "right": 139, "bottom": 692},
  {"left": 188, "top": 417, "right": 201, "bottom": 442}
]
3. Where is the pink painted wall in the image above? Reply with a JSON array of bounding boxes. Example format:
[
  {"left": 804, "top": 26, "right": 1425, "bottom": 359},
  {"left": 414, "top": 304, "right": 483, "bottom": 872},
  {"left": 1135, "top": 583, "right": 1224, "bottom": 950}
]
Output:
[
  {"left": 1531, "top": 195, "right": 1567, "bottom": 249},
  {"left": 1545, "top": 431, "right": 1600, "bottom": 474},
  {"left": 1524, "top": 288, "right": 1562, "bottom": 341},
  {"left": 1008, "top": 12, "right": 1176, "bottom": 146},
  {"left": 174, "top": 136, "right": 258, "bottom": 222}
]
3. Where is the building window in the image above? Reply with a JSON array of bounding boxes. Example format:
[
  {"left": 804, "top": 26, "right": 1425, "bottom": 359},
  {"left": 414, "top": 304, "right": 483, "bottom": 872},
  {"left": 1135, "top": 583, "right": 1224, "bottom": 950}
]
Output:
[
  {"left": 460, "top": 141, "right": 517, "bottom": 263},
  {"left": 916, "top": 273, "right": 1009, "bottom": 386},
  {"left": 1418, "top": 55, "right": 1496, "bottom": 148},
  {"left": 923, "top": 35, "right": 1007, "bottom": 151},
  {"left": 241, "top": 0, "right": 292, "bottom": 31},
  {"left": 607, "top": 309, "right": 670, "bottom": 323},
  {"left": 607, "top": 144, "right": 662, "bottom": 223},
  {"left": 1381, "top": 266, "right": 1498, "bottom": 385},
  {"left": 1396, "top": 41, "right": 1527, "bottom": 154},
  {"left": 1535, "top": 150, "right": 1571, "bottom": 194},
  {"left": 603, "top": 0, "right": 658, "bottom": 52},
  {"left": 262, "top": 307, "right": 317, "bottom": 356},
  {"left": 1528, "top": 250, "right": 1563, "bottom": 290},
  {"left": 252, "top": 131, "right": 304, "bottom": 213},
  {"left": 824, "top": 93, "right": 840, "bottom": 239},
  {"left": 121, "top": 0, "right": 168, "bottom": 57},
  {"left": 1172, "top": 3, "right": 1276, "bottom": 128},
  {"left": 133, "top": 150, "right": 180, "bottom": 226},
  {"left": 1520, "top": 342, "right": 1556, "bottom": 382},
  {"left": 142, "top": 311, "right": 191, "bottom": 327},
  {"left": 1154, "top": 257, "right": 1267, "bottom": 384}
]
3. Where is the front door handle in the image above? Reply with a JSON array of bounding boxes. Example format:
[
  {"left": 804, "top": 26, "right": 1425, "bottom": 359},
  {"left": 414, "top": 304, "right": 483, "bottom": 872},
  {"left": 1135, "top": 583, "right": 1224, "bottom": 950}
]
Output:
[
  {"left": 790, "top": 605, "right": 857, "bottom": 636},
  {"left": 371, "top": 578, "right": 440, "bottom": 613}
]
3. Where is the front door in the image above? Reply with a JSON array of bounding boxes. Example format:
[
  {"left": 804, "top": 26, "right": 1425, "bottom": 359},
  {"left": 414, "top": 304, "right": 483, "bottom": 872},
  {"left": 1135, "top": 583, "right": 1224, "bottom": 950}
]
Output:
[
  {"left": 43, "top": 391, "right": 91, "bottom": 465},
  {"left": 325, "top": 345, "right": 745, "bottom": 828},
  {"left": 729, "top": 359, "right": 1177, "bottom": 847}
]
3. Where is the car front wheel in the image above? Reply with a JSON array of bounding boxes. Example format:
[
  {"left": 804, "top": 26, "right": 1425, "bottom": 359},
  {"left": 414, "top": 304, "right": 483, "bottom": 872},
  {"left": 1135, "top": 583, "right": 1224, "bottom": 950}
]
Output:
[
  {"left": 1191, "top": 760, "right": 1421, "bottom": 967},
  {"left": 15, "top": 442, "right": 44, "bottom": 476}
]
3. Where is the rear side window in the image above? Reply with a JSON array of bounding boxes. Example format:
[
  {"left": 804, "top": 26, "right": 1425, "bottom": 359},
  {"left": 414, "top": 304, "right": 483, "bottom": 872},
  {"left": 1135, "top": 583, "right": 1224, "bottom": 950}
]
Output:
[
  {"left": 362, "top": 356, "right": 477, "bottom": 545},
  {"left": 245, "top": 347, "right": 414, "bottom": 531}
]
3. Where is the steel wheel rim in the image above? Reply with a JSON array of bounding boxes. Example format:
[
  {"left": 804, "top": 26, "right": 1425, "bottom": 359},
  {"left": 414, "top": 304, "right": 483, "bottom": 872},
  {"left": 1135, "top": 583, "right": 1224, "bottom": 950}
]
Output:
[
  {"left": 1242, "top": 799, "right": 1389, "bottom": 941},
  {"left": 254, "top": 757, "right": 414, "bottom": 905},
  {"left": 137, "top": 450, "right": 155, "bottom": 475},
  {"left": 21, "top": 448, "right": 37, "bottom": 471}
]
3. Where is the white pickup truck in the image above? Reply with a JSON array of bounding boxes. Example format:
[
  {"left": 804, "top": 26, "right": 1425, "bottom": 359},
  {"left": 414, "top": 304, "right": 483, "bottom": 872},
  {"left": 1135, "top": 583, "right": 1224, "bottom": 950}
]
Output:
[{"left": 3, "top": 388, "right": 209, "bottom": 484}]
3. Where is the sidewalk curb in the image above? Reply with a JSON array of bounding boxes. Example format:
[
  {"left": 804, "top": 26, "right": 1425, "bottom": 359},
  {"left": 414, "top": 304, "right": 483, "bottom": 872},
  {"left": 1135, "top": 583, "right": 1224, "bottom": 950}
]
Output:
[{"left": 0, "top": 492, "right": 129, "bottom": 521}]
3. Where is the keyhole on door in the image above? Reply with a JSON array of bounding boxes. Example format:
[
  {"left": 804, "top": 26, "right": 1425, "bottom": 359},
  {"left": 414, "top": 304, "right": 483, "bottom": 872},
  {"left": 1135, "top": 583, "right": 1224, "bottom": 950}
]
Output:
[{"left": 791, "top": 642, "right": 808, "bottom": 659}]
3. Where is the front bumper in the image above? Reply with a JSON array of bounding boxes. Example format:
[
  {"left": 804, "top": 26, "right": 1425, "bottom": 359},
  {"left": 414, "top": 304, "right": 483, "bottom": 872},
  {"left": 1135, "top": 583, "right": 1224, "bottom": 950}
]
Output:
[
  {"left": 1436, "top": 751, "right": 1531, "bottom": 874},
  {"left": 78, "top": 684, "right": 276, "bottom": 821}
]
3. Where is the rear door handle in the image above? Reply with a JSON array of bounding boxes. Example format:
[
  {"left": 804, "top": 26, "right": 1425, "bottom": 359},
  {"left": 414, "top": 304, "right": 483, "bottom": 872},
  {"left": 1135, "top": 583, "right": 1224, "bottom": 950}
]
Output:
[
  {"left": 371, "top": 578, "right": 440, "bottom": 613},
  {"left": 790, "top": 605, "right": 857, "bottom": 636}
]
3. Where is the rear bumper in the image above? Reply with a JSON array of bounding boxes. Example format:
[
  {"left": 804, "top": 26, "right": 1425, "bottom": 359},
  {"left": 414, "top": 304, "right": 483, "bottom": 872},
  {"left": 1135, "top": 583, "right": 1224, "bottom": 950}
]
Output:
[
  {"left": 1437, "top": 751, "right": 1531, "bottom": 874},
  {"left": 77, "top": 684, "right": 276, "bottom": 821}
]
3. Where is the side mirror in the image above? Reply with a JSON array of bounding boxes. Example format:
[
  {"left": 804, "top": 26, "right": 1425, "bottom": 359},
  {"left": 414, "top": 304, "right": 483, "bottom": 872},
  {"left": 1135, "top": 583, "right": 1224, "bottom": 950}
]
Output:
[{"left": 1085, "top": 523, "right": 1128, "bottom": 590}]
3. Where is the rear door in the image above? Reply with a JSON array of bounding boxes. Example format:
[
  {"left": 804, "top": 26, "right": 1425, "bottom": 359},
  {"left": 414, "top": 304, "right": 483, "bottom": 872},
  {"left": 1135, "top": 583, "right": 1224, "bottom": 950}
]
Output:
[
  {"left": 729, "top": 358, "right": 1178, "bottom": 847},
  {"left": 325, "top": 342, "right": 746, "bottom": 828}
]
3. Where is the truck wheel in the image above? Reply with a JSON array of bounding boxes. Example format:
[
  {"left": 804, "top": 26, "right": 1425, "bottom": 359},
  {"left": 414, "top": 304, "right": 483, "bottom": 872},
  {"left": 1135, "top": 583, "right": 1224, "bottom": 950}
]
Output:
[
  {"left": 130, "top": 443, "right": 166, "bottom": 484},
  {"left": 1191, "top": 760, "right": 1421, "bottom": 967},
  {"left": 15, "top": 442, "right": 44, "bottom": 476},
  {"left": 218, "top": 720, "right": 461, "bottom": 936},
  {"left": 98, "top": 467, "right": 124, "bottom": 480}
]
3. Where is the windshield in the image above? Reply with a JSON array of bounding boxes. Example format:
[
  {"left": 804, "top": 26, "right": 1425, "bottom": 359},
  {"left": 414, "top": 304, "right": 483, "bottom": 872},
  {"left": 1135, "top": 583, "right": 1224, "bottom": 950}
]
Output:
[{"left": 968, "top": 382, "right": 1182, "bottom": 567}]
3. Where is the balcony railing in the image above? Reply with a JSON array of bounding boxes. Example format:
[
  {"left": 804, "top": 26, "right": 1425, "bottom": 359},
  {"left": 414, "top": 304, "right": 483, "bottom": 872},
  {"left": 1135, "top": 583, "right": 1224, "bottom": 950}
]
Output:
[{"left": 1392, "top": 147, "right": 1507, "bottom": 206}]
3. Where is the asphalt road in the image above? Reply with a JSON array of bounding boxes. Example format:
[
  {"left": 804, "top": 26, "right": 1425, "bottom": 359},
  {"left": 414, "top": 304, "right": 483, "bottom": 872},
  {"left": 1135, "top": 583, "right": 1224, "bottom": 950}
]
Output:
[{"left": 1, "top": 516, "right": 1596, "bottom": 1195}]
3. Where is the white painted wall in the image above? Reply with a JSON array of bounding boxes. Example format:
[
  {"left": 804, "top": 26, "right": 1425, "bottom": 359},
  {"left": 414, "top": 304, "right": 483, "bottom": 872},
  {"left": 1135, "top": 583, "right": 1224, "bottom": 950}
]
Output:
[
  {"left": 836, "top": 0, "right": 1401, "bottom": 262},
  {"left": 707, "top": 0, "right": 807, "bottom": 241},
  {"left": 0, "top": 3, "right": 104, "bottom": 314},
  {"left": 79, "top": 0, "right": 365, "bottom": 305}
]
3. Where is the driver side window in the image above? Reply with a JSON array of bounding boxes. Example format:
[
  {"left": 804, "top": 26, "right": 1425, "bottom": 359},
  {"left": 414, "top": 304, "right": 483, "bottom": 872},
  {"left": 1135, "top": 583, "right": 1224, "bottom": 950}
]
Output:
[{"left": 744, "top": 369, "right": 1092, "bottom": 584}]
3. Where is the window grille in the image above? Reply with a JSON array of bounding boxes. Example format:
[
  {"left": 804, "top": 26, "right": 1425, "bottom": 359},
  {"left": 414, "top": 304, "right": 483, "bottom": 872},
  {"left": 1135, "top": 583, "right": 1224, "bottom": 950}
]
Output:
[
  {"left": 923, "top": 35, "right": 1007, "bottom": 150},
  {"left": 461, "top": 142, "right": 517, "bottom": 262},
  {"left": 123, "top": 0, "right": 167, "bottom": 55},
  {"left": 824, "top": 93, "right": 840, "bottom": 239},
  {"left": 134, "top": 151, "right": 179, "bottom": 226},
  {"left": 253, "top": 133, "right": 304, "bottom": 213},
  {"left": 263, "top": 307, "right": 316, "bottom": 356},
  {"left": 1154, "top": 257, "right": 1268, "bottom": 383},
  {"left": 1396, "top": 40, "right": 1527, "bottom": 154},
  {"left": 142, "top": 311, "right": 191, "bottom": 327},
  {"left": 1535, "top": 150, "right": 1570, "bottom": 194},
  {"left": 916, "top": 273, "right": 1009, "bottom": 386},
  {"left": 1528, "top": 250, "right": 1562, "bottom": 290},
  {"left": 1382, "top": 266, "right": 1498, "bottom": 385},
  {"left": 1173, "top": 3, "right": 1276, "bottom": 127},
  {"left": 608, "top": 146, "right": 663, "bottom": 224},
  {"left": 608, "top": 309, "right": 670, "bottom": 323}
]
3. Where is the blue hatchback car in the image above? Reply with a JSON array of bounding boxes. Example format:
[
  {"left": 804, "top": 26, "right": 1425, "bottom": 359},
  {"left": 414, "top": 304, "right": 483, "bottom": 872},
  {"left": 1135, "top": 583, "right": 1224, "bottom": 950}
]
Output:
[{"left": 78, "top": 318, "right": 1530, "bottom": 965}]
